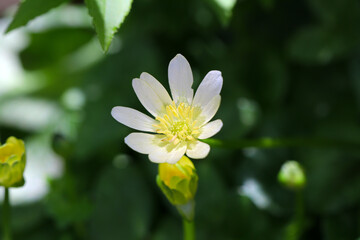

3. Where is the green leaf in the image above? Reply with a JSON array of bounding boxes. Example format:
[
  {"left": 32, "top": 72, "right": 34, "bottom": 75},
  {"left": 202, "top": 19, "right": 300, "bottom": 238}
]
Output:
[
  {"left": 84, "top": 0, "right": 133, "bottom": 52},
  {"left": 6, "top": 0, "right": 70, "bottom": 33}
]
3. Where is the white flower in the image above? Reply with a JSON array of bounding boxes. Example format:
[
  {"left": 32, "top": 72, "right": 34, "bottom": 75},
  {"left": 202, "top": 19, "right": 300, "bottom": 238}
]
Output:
[{"left": 111, "top": 54, "right": 223, "bottom": 164}]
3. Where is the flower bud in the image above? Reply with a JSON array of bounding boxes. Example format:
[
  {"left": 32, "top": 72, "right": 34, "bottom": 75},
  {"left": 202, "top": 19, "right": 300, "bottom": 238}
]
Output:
[
  {"left": 278, "top": 161, "right": 306, "bottom": 190},
  {"left": 156, "top": 156, "right": 198, "bottom": 220},
  {"left": 0, "top": 137, "right": 26, "bottom": 188}
]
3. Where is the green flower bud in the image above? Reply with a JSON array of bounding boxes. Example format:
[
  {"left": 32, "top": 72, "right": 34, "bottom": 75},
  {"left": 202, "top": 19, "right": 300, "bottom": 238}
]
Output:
[
  {"left": 156, "top": 156, "right": 198, "bottom": 220},
  {"left": 0, "top": 137, "right": 26, "bottom": 188},
  {"left": 278, "top": 161, "right": 306, "bottom": 190},
  {"left": 157, "top": 156, "right": 198, "bottom": 205}
]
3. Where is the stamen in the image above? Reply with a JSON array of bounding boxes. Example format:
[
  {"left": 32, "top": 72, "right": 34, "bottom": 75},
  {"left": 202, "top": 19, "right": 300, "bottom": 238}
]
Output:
[{"left": 153, "top": 102, "right": 199, "bottom": 145}]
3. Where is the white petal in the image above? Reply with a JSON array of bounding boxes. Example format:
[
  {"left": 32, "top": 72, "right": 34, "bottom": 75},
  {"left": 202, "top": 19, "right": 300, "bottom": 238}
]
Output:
[
  {"left": 132, "top": 78, "right": 169, "bottom": 117},
  {"left": 140, "top": 72, "right": 172, "bottom": 106},
  {"left": 111, "top": 106, "right": 157, "bottom": 132},
  {"left": 125, "top": 133, "right": 187, "bottom": 164},
  {"left": 193, "top": 71, "right": 223, "bottom": 108},
  {"left": 195, "top": 95, "right": 221, "bottom": 125},
  {"left": 186, "top": 141, "right": 210, "bottom": 159},
  {"left": 198, "top": 119, "right": 223, "bottom": 139},
  {"left": 149, "top": 142, "right": 187, "bottom": 164},
  {"left": 168, "top": 54, "right": 194, "bottom": 104},
  {"left": 124, "top": 133, "right": 158, "bottom": 154}
]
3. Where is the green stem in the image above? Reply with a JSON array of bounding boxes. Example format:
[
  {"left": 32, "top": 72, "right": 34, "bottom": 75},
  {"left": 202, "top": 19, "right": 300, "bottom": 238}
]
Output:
[
  {"left": 202, "top": 137, "right": 360, "bottom": 150},
  {"left": 3, "top": 188, "right": 11, "bottom": 240},
  {"left": 183, "top": 219, "right": 195, "bottom": 240},
  {"left": 294, "top": 190, "right": 304, "bottom": 239},
  {"left": 285, "top": 190, "right": 305, "bottom": 240}
]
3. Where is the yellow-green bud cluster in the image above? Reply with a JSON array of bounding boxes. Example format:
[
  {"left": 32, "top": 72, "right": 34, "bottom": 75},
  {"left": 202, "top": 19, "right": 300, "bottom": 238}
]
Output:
[
  {"left": 278, "top": 160, "right": 306, "bottom": 190},
  {"left": 157, "top": 156, "right": 198, "bottom": 206},
  {"left": 0, "top": 137, "right": 26, "bottom": 188}
]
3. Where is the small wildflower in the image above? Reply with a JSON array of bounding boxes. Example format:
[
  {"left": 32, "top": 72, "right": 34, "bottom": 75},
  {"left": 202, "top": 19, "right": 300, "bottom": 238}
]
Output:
[
  {"left": 112, "top": 54, "right": 223, "bottom": 164},
  {"left": 278, "top": 161, "right": 306, "bottom": 190},
  {"left": 0, "top": 137, "right": 26, "bottom": 188}
]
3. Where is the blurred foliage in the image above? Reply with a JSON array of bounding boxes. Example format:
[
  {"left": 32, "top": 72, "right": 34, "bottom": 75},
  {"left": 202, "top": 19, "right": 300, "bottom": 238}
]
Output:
[
  {"left": 90, "top": 163, "right": 154, "bottom": 240},
  {"left": 20, "top": 27, "right": 94, "bottom": 70},
  {"left": 1, "top": 0, "right": 360, "bottom": 239},
  {"left": 5, "top": 0, "right": 69, "bottom": 33}
]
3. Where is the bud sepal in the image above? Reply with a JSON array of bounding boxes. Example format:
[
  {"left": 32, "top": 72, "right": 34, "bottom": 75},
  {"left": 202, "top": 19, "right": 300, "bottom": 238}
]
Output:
[{"left": 176, "top": 200, "right": 195, "bottom": 221}]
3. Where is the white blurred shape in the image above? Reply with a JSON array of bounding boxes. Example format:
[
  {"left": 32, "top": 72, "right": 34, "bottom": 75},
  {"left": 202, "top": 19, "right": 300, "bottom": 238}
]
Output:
[
  {"left": 107, "top": 36, "right": 122, "bottom": 55},
  {"left": 64, "top": 37, "right": 105, "bottom": 72},
  {"left": 113, "top": 154, "right": 130, "bottom": 169},
  {"left": 62, "top": 88, "right": 86, "bottom": 110},
  {"left": 26, "top": 5, "right": 92, "bottom": 32},
  {"left": 237, "top": 98, "right": 259, "bottom": 127},
  {"left": 243, "top": 147, "right": 258, "bottom": 158},
  {"left": 214, "top": 0, "right": 237, "bottom": 10},
  {"left": 0, "top": 98, "right": 60, "bottom": 131},
  {"left": 0, "top": 19, "right": 28, "bottom": 96},
  {"left": 0, "top": 49, "right": 22, "bottom": 95},
  {"left": 237, "top": 178, "right": 270, "bottom": 209},
  {"left": 212, "top": 0, "right": 237, "bottom": 19}
]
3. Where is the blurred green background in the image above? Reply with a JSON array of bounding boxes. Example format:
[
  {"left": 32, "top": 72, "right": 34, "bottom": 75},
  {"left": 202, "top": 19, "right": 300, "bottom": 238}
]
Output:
[{"left": 1, "top": 0, "right": 360, "bottom": 239}]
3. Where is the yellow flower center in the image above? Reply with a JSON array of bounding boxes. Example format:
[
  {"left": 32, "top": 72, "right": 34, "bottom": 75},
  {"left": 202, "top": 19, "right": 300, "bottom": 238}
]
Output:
[{"left": 154, "top": 102, "right": 200, "bottom": 145}]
